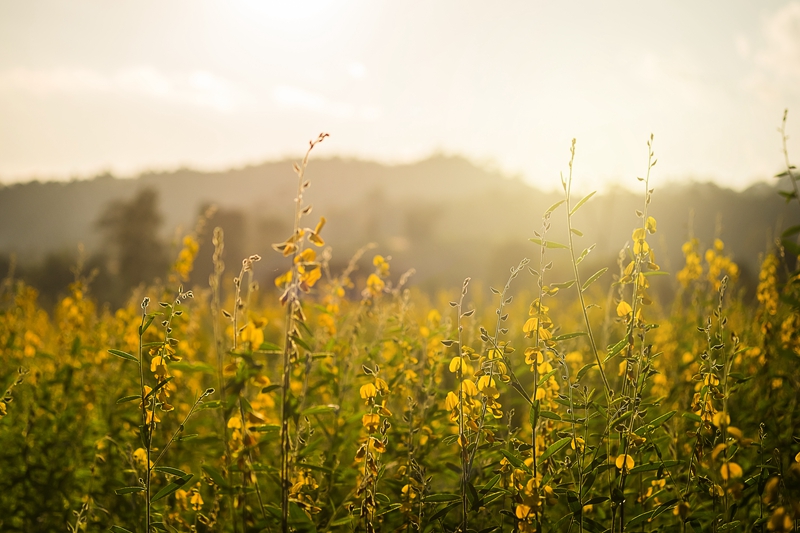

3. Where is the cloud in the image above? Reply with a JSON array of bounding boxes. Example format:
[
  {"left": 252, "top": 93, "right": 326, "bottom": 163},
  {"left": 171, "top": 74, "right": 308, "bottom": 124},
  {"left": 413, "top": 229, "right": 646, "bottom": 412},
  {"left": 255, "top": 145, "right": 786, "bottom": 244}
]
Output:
[
  {"left": 633, "top": 51, "right": 708, "bottom": 106},
  {"left": 0, "top": 66, "right": 246, "bottom": 111},
  {"left": 272, "top": 84, "right": 382, "bottom": 120},
  {"left": 744, "top": 2, "right": 800, "bottom": 102}
]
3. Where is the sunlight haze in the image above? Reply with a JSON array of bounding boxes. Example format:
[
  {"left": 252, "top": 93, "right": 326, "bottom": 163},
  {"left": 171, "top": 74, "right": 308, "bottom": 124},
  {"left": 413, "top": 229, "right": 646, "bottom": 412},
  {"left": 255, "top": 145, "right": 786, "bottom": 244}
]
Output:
[{"left": 1, "top": 1, "right": 799, "bottom": 191}]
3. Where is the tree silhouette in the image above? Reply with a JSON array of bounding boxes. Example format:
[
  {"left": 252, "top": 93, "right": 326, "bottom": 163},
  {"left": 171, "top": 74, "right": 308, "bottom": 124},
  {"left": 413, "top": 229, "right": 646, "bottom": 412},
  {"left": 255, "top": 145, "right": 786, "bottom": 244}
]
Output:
[{"left": 96, "top": 188, "right": 168, "bottom": 291}]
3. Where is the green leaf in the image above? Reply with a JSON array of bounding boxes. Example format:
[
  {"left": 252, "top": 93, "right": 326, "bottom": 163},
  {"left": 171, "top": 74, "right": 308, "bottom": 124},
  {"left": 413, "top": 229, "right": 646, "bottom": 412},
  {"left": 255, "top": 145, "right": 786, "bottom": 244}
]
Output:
[
  {"left": 154, "top": 466, "right": 188, "bottom": 477},
  {"left": 545, "top": 199, "right": 566, "bottom": 215},
  {"left": 110, "top": 527, "right": 135, "bottom": 533},
  {"left": 428, "top": 501, "right": 459, "bottom": 522},
  {"left": 290, "top": 335, "right": 312, "bottom": 352},
  {"left": 576, "top": 363, "right": 596, "bottom": 381},
  {"left": 582, "top": 267, "right": 608, "bottom": 292},
  {"left": 114, "top": 486, "right": 145, "bottom": 495},
  {"left": 144, "top": 377, "right": 174, "bottom": 401},
  {"left": 468, "top": 481, "right": 481, "bottom": 510},
  {"left": 529, "top": 400, "right": 540, "bottom": 428},
  {"left": 261, "top": 384, "right": 281, "bottom": 394},
  {"left": 529, "top": 237, "right": 569, "bottom": 250},
  {"left": 423, "top": 493, "right": 461, "bottom": 503},
  {"left": 539, "top": 410, "right": 561, "bottom": 421},
  {"left": 539, "top": 436, "right": 572, "bottom": 463},
  {"left": 642, "top": 270, "right": 670, "bottom": 277},
  {"left": 629, "top": 460, "right": 680, "bottom": 474},
  {"left": 257, "top": 341, "right": 282, "bottom": 351},
  {"left": 301, "top": 404, "right": 339, "bottom": 416},
  {"left": 297, "top": 462, "right": 333, "bottom": 475},
  {"left": 783, "top": 239, "right": 800, "bottom": 256},
  {"left": 604, "top": 338, "right": 628, "bottom": 362},
  {"left": 626, "top": 510, "right": 656, "bottom": 528},
  {"left": 108, "top": 349, "right": 137, "bottom": 363},
  {"left": 551, "top": 280, "right": 576, "bottom": 290},
  {"left": 116, "top": 395, "right": 140, "bottom": 404},
  {"left": 782, "top": 225, "right": 800, "bottom": 238},
  {"left": 202, "top": 465, "right": 229, "bottom": 489},
  {"left": 289, "top": 502, "right": 317, "bottom": 530},
  {"left": 329, "top": 516, "right": 357, "bottom": 527},
  {"left": 176, "top": 433, "right": 198, "bottom": 441},
  {"left": 576, "top": 244, "right": 595, "bottom": 265},
  {"left": 169, "top": 361, "right": 215, "bottom": 374},
  {"left": 570, "top": 191, "right": 596, "bottom": 215},
  {"left": 552, "top": 331, "right": 587, "bottom": 342},
  {"left": 570, "top": 228, "right": 584, "bottom": 237},
  {"left": 151, "top": 474, "right": 193, "bottom": 502},
  {"left": 682, "top": 412, "right": 703, "bottom": 423},
  {"left": 499, "top": 449, "right": 529, "bottom": 472},
  {"left": 481, "top": 474, "right": 502, "bottom": 492},
  {"left": 253, "top": 424, "right": 280, "bottom": 433},
  {"left": 377, "top": 503, "right": 402, "bottom": 517},
  {"left": 140, "top": 314, "right": 156, "bottom": 336},
  {"left": 141, "top": 342, "right": 165, "bottom": 349},
  {"left": 538, "top": 368, "right": 559, "bottom": 387},
  {"left": 611, "top": 410, "right": 633, "bottom": 427},
  {"left": 647, "top": 410, "right": 677, "bottom": 428}
]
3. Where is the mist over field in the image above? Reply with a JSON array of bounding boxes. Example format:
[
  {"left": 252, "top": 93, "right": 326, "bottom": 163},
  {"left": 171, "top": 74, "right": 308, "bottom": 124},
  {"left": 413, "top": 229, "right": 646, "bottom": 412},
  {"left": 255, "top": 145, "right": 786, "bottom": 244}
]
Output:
[
  {"left": 4, "top": 3, "right": 800, "bottom": 532},
  {"left": 3, "top": 155, "right": 799, "bottom": 309}
]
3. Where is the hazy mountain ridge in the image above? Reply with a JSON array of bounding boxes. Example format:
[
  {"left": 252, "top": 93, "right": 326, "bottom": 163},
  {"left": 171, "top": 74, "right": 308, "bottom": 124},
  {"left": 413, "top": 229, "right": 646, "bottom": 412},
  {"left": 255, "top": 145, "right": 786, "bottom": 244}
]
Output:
[
  {"left": 0, "top": 155, "right": 527, "bottom": 259},
  {"left": 1, "top": 155, "right": 798, "bottom": 303}
]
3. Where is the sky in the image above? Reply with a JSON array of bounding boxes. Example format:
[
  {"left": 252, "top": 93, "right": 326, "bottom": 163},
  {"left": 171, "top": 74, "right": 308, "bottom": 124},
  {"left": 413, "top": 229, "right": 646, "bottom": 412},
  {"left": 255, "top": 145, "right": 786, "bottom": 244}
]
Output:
[{"left": 1, "top": 1, "right": 799, "bottom": 191}]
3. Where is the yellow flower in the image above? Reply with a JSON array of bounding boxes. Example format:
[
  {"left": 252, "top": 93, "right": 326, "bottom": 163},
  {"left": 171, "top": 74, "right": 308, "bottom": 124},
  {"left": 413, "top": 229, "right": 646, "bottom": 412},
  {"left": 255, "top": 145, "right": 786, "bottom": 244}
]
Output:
[
  {"left": 524, "top": 347, "right": 543, "bottom": 365},
  {"left": 516, "top": 503, "right": 532, "bottom": 520},
  {"left": 720, "top": 462, "right": 743, "bottom": 480},
  {"left": 366, "top": 273, "right": 385, "bottom": 296},
  {"left": 462, "top": 379, "right": 478, "bottom": 397},
  {"left": 275, "top": 269, "right": 292, "bottom": 287},
  {"left": 615, "top": 454, "right": 634, "bottom": 472},
  {"left": 241, "top": 322, "right": 265, "bottom": 349},
  {"left": 308, "top": 216, "right": 326, "bottom": 246},
  {"left": 362, "top": 413, "right": 380, "bottom": 433},
  {"left": 360, "top": 383, "right": 377, "bottom": 402},
  {"left": 616, "top": 301, "right": 632, "bottom": 318},
  {"left": 133, "top": 448, "right": 152, "bottom": 469},
  {"left": 523, "top": 318, "right": 538, "bottom": 338},
  {"left": 190, "top": 487, "right": 204, "bottom": 511},
  {"left": 374, "top": 377, "right": 389, "bottom": 395},
  {"left": 373, "top": 255, "right": 390, "bottom": 277},
  {"left": 445, "top": 391, "right": 459, "bottom": 411}
]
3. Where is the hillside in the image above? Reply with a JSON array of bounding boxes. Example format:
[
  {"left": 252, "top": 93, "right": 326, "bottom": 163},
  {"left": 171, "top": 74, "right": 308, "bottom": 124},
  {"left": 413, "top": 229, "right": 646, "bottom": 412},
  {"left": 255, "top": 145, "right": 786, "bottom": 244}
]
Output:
[{"left": 1, "top": 155, "right": 798, "bottom": 305}]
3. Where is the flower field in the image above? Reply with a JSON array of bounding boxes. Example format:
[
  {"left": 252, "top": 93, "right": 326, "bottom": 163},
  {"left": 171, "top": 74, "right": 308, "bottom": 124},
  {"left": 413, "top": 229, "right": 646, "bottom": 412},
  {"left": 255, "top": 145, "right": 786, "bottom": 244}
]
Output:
[{"left": 2, "top": 132, "right": 800, "bottom": 533}]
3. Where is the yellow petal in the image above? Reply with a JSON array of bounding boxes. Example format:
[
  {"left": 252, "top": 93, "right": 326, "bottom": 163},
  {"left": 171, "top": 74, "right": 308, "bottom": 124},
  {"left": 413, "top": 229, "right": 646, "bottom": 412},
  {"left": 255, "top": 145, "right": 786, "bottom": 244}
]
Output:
[
  {"left": 615, "top": 454, "right": 634, "bottom": 472},
  {"left": 314, "top": 216, "right": 326, "bottom": 234},
  {"left": 359, "top": 383, "right": 377, "bottom": 400},
  {"left": 720, "top": 462, "right": 743, "bottom": 480},
  {"left": 445, "top": 391, "right": 459, "bottom": 411}
]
